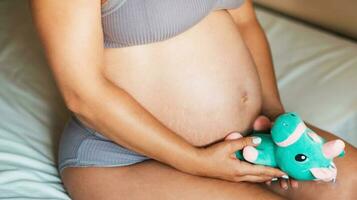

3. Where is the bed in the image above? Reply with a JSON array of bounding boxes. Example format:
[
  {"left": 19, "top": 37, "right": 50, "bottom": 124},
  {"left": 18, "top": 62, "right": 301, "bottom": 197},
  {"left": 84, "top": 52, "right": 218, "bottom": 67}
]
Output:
[{"left": 0, "top": 1, "right": 356, "bottom": 199}]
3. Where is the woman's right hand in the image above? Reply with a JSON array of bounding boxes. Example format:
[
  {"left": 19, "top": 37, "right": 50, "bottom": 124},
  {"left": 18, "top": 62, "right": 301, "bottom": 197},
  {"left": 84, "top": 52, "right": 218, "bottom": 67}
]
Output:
[{"left": 191, "top": 133, "right": 287, "bottom": 183}]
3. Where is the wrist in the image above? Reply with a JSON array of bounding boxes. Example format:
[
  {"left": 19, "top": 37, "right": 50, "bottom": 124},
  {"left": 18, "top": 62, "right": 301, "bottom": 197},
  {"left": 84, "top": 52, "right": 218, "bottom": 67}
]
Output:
[
  {"left": 168, "top": 145, "right": 204, "bottom": 176},
  {"left": 183, "top": 147, "right": 211, "bottom": 177},
  {"left": 262, "top": 103, "right": 285, "bottom": 121}
]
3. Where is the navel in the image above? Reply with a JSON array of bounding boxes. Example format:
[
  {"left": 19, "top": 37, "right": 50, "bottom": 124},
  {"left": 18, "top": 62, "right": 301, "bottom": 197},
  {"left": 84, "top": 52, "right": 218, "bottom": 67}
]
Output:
[{"left": 241, "top": 91, "right": 249, "bottom": 103}]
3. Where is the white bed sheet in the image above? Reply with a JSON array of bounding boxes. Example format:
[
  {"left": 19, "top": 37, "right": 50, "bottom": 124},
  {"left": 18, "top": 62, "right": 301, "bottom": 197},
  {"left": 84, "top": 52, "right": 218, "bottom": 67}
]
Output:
[
  {"left": 0, "top": 1, "right": 356, "bottom": 199},
  {"left": 256, "top": 7, "right": 357, "bottom": 147}
]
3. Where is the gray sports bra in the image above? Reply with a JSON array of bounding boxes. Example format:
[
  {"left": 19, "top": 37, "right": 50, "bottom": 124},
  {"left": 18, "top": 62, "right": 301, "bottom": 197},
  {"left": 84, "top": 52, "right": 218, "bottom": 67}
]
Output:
[{"left": 101, "top": 0, "right": 245, "bottom": 48}]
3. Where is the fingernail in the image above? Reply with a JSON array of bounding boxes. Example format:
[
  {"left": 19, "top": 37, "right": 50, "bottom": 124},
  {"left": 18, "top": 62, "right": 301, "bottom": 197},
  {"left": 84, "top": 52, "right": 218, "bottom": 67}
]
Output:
[
  {"left": 271, "top": 178, "right": 278, "bottom": 181},
  {"left": 253, "top": 137, "right": 261, "bottom": 144},
  {"left": 281, "top": 175, "right": 289, "bottom": 179},
  {"left": 225, "top": 132, "right": 243, "bottom": 140}
]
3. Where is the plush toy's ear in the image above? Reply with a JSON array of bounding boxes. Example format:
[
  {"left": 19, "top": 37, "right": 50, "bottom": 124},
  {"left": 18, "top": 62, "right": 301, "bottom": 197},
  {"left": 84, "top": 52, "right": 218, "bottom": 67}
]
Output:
[{"left": 322, "top": 139, "right": 345, "bottom": 159}]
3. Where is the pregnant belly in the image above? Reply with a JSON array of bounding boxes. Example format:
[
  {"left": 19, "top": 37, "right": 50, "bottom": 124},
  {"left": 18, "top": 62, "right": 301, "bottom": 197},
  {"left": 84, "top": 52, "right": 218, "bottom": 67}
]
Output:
[{"left": 102, "top": 10, "right": 262, "bottom": 147}]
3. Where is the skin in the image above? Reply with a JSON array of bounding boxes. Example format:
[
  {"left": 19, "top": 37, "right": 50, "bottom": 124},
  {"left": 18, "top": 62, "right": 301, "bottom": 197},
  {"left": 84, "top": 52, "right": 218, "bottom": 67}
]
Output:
[{"left": 29, "top": 0, "right": 357, "bottom": 199}]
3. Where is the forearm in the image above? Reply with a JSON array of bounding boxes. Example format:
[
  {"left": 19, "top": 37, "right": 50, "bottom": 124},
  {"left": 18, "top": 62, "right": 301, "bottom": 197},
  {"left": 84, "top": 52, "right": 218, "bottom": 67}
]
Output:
[
  {"left": 238, "top": 20, "right": 285, "bottom": 120},
  {"left": 71, "top": 78, "right": 200, "bottom": 173}
]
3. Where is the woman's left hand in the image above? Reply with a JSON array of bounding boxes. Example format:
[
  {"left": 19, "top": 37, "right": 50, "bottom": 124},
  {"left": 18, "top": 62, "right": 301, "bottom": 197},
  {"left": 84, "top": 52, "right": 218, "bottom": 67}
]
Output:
[{"left": 252, "top": 115, "right": 299, "bottom": 190}]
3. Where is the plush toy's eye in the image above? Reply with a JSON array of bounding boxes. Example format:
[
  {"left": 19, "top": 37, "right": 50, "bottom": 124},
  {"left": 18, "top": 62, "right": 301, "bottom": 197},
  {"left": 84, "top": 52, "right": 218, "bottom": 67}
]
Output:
[
  {"left": 295, "top": 154, "right": 307, "bottom": 162},
  {"left": 290, "top": 113, "right": 296, "bottom": 117}
]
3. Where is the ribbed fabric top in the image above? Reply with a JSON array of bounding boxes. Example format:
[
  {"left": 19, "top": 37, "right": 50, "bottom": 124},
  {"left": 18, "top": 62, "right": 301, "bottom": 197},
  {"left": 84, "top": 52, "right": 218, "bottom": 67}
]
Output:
[{"left": 101, "top": 0, "right": 245, "bottom": 48}]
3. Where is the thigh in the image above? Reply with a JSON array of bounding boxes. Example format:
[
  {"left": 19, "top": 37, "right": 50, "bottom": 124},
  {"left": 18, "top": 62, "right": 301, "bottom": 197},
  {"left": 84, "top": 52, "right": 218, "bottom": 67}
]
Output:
[
  {"left": 61, "top": 160, "right": 285, "bottom": 200},
  {"left": 265, "top": 125, "right": 357, "bottom": 200}
]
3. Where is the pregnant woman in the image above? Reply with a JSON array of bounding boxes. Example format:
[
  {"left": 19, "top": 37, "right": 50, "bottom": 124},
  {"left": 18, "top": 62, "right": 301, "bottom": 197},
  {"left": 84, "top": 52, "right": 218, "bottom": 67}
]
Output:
[{"left": 30, "top": 0, "right": 356, "bottom": 199}]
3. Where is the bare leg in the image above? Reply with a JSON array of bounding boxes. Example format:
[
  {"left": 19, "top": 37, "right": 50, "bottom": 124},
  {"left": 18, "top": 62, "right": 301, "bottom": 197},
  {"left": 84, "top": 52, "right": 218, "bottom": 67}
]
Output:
[
  {"left": 62, "top": 160, "right": 285, "bottom": 200},
  {"left": 265, "top": 124, "right": 357, "bottom": 200}
]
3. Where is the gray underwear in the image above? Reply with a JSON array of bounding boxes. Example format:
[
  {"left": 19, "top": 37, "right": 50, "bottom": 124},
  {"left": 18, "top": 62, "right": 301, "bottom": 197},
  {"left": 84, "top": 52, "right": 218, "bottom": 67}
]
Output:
[{"left": 58, "top": 114, "right": 151, "bottom": 174}]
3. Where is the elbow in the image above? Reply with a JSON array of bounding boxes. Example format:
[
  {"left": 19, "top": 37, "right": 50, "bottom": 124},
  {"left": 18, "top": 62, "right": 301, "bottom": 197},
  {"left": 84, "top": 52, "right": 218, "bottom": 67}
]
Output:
[
  {"left": 63, "top": 89, "right": 100, "bottom": 130},
  {"left": 62, "top": 84, "right": 100, "bottom": 120},
  {"left": 63, "top": 89, "right": 86, "bottom": 116},
  {"left": 62, "top": 78, "right": 110, "bottom": 121},
  {"left": 63, "top": 92, "right": 102, "bottom": 133}
]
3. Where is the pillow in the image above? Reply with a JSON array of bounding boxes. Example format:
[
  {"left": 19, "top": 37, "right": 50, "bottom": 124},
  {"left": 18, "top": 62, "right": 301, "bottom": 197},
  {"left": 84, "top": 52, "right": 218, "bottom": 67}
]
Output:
[
  {"left": 254, "top": 0, "right": 357, "bottom": 40},
  {"left": 0, "top": 1, "right": 70, "bottom": 199}
]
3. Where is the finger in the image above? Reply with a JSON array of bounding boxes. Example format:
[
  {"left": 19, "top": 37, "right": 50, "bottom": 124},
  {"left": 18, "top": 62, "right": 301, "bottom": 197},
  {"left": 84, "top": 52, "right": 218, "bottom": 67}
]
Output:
[
  {"left": 238, "top": 161, "right": 286, "bottom": 178},
  {"left": 224, "top": 131, "right": 243, "bottom": 141},
  {"left": 290, "top": 179, "right": 299, "bottom": 189},
  {"left": 280, "top": 179, "right": 289, "bottom": 190},
  {"left": 225, "top": 132, "right": 243, "bottom": 159},
  {"left": 236, "top": 175, "right": 273, "bottom": 183},
  {"left": 253, "top": 115, "right": 272, "bottom": 131},
  {"left": 265, "top": 176, "right": 280, "bottom": 186},
  {"left": 227, "top": 136, "right": 262, "bottom": 153}
]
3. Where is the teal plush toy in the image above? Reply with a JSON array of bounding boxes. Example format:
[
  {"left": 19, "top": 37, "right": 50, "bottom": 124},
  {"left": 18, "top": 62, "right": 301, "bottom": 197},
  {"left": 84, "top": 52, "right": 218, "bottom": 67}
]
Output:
[{"left": 235, "top": 112, "right": 345, "bottom": 182}]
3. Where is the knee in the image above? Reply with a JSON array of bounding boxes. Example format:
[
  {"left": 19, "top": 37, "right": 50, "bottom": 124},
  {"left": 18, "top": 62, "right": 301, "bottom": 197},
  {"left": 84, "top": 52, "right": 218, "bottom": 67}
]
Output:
[
  {"left": 340, "top": 180, "right": 357, "bottom": 199},
  {"left": 337, "top": 161, "right": 357, "bottom": 198},
  {"left": 226, "top": 182, "right": 287, "bottom": 200},
  {"left": 344, "top": 167, "right": 357, "bottom": 198}
]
